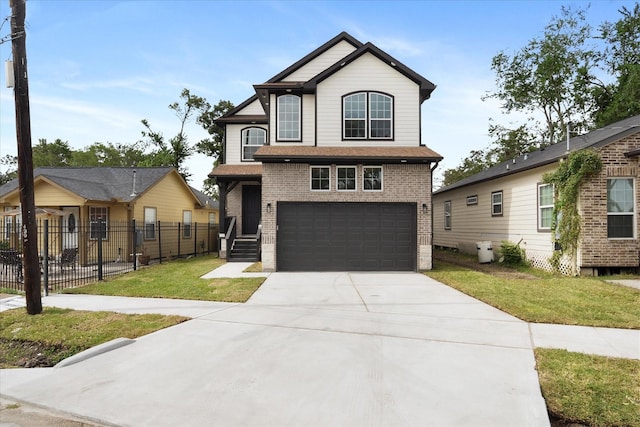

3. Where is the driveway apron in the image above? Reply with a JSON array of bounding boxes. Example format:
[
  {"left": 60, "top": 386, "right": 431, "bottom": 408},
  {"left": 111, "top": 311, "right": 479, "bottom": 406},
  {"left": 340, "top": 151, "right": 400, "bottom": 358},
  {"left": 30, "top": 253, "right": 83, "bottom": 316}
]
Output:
[{"left": 0, "top": 272, "right": 550, "bottom": 426}]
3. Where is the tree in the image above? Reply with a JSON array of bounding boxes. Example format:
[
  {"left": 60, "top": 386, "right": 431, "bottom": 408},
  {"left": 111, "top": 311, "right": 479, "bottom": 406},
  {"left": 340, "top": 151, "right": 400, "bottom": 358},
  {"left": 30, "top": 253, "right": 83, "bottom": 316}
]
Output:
[
  {"left": 0, "top": 155, "right": 18, "bottom": 185},
  {"left": 593, "top": 3, "right": 640, "bottom": 126},
  {"left": 484, "top": 6, "right": 598, "bottom": 145},
  {"left": 32, "top": 138, "right": 74, "bottom": 167},
  {"left": 140, "top": 88, "right": 209, "bottom": 181},
  {"left": 195, "top": 100, "right": 234, "bottom": 196},
  {"left": 71, "top": 142, "right": 149, "bottom": 167}
]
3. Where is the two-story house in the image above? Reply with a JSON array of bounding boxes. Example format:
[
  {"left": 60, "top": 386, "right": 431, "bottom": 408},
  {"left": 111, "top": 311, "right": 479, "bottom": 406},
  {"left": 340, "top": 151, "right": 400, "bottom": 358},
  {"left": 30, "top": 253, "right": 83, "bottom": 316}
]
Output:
[{"left": 211, "top": 32, "right": 442, "bottom": 272}]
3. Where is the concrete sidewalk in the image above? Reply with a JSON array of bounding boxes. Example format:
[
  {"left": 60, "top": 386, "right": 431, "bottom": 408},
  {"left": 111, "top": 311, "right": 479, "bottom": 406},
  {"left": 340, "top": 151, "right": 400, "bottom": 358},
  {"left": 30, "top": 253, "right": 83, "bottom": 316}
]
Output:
[{"left": 0, "top": 269, "right": 638, "bottom": 427}]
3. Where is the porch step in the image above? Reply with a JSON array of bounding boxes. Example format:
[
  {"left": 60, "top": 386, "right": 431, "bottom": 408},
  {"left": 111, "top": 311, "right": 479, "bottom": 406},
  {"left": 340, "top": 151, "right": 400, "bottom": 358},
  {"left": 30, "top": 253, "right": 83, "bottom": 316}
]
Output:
[{"left": 228, "top": 239, "right": 260, "bottom": 262}]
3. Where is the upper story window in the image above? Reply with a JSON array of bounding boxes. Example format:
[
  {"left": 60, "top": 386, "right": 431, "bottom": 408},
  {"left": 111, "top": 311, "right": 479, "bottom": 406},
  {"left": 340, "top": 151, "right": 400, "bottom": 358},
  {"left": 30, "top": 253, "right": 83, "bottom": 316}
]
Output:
[
  {"left": 607, "top": 178, "right": 635, "bottom": 238},
  {"left": 538, "top": 183, "right": 554, "bottom": 230},
  {"left": 491, "top": 191, "right": 503, "bottom": 216},
  {"left": 242, "top": 127, "right": 266, "bottom": 161},
  {"left": 277, "top": 94, "right": 301, "bottom": 141},
  {"left": 343, "top": 92, "right": 393, "bottom": 140}
]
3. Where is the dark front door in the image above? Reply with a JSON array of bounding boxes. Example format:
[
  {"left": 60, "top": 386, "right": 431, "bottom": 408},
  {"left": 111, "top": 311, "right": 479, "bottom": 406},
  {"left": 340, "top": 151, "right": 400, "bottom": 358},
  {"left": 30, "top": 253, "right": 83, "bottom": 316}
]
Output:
[
  {"left": 277, "top": 202, "right": 416, "bottom": 271},
  {"left": 242, "top": 185, "right": 261, "bottom": 235}
]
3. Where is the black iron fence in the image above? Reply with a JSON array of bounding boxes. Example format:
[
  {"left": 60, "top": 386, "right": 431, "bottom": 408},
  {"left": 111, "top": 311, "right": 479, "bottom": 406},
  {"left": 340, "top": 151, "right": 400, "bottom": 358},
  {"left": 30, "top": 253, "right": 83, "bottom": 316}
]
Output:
[{"left": 0, "top": 219, "right": 219, "bottom": 293}]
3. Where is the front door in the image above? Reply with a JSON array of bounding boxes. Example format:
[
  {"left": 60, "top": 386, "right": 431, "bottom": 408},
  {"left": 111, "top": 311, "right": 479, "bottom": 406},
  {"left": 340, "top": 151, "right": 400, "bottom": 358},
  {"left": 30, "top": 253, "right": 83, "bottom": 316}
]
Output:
[
  {"left": 242, "top": 185, "right": 261, "bottom": 236},
  {"left": 62, "top": 207, "right": 79, "bottom": 250}
]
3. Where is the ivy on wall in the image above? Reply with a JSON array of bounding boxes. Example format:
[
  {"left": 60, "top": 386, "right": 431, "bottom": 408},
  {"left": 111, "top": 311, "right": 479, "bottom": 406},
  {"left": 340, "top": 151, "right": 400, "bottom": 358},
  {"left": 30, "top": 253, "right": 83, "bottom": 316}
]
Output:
[{"left": 543, "top": 149, "right": 603, "bottom": 272}]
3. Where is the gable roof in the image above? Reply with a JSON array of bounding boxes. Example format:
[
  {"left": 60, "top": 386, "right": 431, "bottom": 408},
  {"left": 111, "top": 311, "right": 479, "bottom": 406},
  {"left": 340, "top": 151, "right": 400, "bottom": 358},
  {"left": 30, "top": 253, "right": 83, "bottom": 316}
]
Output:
[
  {"left": 266, "top": 31, "right": 363, "bottom": 83},
  {"left": 217, "top": 31, "right": 436, "bottom": 125},
  {"left": 0, "top": 167, "right": 203, "bottom": 205},
  {"left": 435, "top": 114, "right": 640, "bottom": 194},
  {"left": 304, "top": 41, "right": 436, "bottom": 102}
]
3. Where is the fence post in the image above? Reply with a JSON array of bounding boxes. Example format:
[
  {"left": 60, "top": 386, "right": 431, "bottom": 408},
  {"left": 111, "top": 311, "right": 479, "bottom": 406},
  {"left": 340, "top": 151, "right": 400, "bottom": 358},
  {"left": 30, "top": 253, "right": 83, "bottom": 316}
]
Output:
[
  {"left": 132, "top": 219, "right": 137, "bottom": 271},
  {"left": 43, "top": 219, "right": 48, "bottom": 295},
  {"left": 157, "top": 220, "right": 162, "bottom": 264},
  {"left": 194, "top": 222, "right": 198, "bottom": 256},
  {"left": 177, "top": 222, "right": 181, "bottom": 257},
  {"left": 97, "top": 219, "right": 104, "bottom": 280}
]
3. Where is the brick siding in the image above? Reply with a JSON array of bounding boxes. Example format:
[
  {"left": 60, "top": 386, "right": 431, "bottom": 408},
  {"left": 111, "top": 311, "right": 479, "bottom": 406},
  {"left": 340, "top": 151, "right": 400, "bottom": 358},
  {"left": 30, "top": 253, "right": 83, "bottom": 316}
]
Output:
[
  {"left": 261, "top": 163, "right": 434, "bottom": 271},
  {"left": 579, "top": 133, "right": 640, "bottom": 269}
]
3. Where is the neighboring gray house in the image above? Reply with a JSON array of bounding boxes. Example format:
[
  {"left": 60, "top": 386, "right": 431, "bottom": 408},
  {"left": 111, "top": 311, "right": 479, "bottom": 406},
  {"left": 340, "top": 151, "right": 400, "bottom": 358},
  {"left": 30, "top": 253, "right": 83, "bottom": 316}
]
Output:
[
  {"left": 433, "top": 115, "right": 640, "bottom": 276},
  {"left": 211, "top": 32, "right": 442, "bottom": 271}
]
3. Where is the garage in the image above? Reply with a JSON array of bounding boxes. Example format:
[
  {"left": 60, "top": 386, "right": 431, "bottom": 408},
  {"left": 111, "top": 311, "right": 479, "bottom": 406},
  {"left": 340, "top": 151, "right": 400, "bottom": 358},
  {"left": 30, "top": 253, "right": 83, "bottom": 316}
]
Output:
[{"left": 276, "top": 202, "right": 416, "bottom": 271}]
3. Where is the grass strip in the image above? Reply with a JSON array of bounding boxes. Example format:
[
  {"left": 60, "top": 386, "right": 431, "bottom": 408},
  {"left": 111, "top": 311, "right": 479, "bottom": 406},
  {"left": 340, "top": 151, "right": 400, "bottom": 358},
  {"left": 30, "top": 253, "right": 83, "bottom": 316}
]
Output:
[
  {"left": 0, "top": 307, "right": 186, "bottom": 368},
  {"left": 63, "top": 254, "right": 265, "bottom": 302},
  {"left": 536, "top": 349, "right": 640, "bottom": 427},
  {"left": 425, "top": 261, "right": 640, "bottom": 329}
]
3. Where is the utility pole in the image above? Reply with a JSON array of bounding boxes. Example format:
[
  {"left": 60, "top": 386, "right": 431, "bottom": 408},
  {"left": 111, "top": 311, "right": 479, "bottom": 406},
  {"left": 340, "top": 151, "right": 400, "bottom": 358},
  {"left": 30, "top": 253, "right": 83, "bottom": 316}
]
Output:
[{"left": 10, "top": 0, "right": 42, "bottom": 314}]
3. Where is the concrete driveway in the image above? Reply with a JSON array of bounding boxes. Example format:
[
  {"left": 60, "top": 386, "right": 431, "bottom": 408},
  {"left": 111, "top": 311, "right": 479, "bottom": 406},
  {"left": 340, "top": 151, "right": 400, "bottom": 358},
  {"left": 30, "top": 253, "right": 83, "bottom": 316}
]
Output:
[{"left": 1, "top": 272, "right": 550, "bottom": 426}]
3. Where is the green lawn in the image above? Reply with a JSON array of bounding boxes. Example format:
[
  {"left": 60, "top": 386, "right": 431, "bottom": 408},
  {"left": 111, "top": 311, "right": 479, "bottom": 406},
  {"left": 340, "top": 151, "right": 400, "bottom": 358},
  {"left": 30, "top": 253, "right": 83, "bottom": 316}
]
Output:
[
  {"left": 425, "top": 261, "right": 640, "bottom": 329},
  {"left": 0, "top": 307, "right": 186, "bottom": 368},
  {"left": 426, "top": 253, "right": 640, "bottom": 427},
  {"left": 63, "top": 254, "right": 265, "bottom": 302}
]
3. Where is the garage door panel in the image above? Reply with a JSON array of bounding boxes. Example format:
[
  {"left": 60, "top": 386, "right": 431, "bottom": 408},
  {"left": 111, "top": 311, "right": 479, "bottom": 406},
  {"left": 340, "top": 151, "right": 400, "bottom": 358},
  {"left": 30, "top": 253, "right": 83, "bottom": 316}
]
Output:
[{"left": 277, "top": 202, "right": 416, "bottom": 271}]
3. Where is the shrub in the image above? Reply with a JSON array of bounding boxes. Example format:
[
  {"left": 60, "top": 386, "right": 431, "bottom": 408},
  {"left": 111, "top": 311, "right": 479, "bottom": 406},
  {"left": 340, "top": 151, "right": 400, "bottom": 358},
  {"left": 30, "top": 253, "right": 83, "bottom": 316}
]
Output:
[{"left": 499, "top": 240, "right": 528, "bottom": 266}]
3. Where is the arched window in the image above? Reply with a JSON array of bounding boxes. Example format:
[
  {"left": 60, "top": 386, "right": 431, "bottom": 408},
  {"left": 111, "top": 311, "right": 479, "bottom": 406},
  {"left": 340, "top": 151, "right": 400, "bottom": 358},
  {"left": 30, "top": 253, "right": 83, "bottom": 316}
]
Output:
[
  {"left": 241, "top": 127, "right": 266, "bottom": 161},
  {"left": 343, "top": 92, "right": 393, "bottom": 140},
  {"left": 277, "top": 94, "right": 301, "bottom": 141}
]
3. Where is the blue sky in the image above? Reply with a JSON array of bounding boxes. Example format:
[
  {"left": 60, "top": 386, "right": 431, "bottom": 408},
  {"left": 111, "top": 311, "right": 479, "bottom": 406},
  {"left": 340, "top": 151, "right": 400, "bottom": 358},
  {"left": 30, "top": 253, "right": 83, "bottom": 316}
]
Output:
[{"left": 0, "top": 0, "right": 632, "bottom": 190}]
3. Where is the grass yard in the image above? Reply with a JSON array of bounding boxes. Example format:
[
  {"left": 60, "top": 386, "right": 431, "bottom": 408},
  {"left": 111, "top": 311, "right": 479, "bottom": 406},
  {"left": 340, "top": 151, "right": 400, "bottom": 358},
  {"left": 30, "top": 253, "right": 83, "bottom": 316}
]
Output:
[
  {"left": 63, "top": 254, "right": 265, "bottom": 302},
  {"left": 536, "top": 349, "right": 640, "bottom": 427},
  {"left": 0, "top": 307, "right": 186, "bottom": 368},
  {"left": 428, "top": 250, "right": 640, "bottom": 427},
  {"left": 425, "top": 260, "right": 640, "bottom": 329}
]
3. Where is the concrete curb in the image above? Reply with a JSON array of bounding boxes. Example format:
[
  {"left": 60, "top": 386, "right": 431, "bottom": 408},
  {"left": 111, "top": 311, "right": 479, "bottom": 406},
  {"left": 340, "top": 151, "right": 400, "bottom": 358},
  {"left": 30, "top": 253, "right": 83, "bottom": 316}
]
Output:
[{"left": 55, "top": 338, "right": 135, "bottom": 368}]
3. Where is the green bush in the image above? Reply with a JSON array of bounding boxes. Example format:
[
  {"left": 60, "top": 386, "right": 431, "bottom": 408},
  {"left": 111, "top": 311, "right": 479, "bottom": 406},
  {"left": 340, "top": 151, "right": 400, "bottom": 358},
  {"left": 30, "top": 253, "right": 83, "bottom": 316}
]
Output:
[{"left": 499, "top": 240, "right": 527, "bottom": 266}]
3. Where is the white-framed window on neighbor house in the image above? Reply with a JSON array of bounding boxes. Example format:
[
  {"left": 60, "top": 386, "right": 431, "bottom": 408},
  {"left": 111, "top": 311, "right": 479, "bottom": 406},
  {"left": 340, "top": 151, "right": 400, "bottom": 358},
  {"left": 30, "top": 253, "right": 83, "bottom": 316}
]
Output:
[
  {"left": 310, "top": 166, "right": 330, "bottom": 191},
  {"left": 607, "top": 178, "right": 635, "bottom": 238},
  {"left": 241, "top": 127, "right": 266, "bottom": 161},
  {"left": 444, "top": 200, "right": 452, "bottom": 230},
  {"left": 144, "top": 207, "right": 156, "bottom": 240},
  {"left": 337, "top": 166, "right": 357, "bottom": 191},
  {"left": 183, "top": 210, "right": 192, "bottom": 239},
  {"left": 89, "top": 206, "right": 108, "bottom": 240},
  {"left": 491, "top": 191, "right": 503, "bottom": 216},
  {"left": 208, "top": 212, "right": 217, "bottom": 225},
  {"left": 538, "top": 183, "right": 554, "bottom": 231},
  {"left": 363, "top": 166, "right": 383, "bottom": 191},
  {"left": 343, "top": 92, "right": 393, "bottom": 140},
  {"left": 277, "top": 94, "right": 301, "bottom": 141}
]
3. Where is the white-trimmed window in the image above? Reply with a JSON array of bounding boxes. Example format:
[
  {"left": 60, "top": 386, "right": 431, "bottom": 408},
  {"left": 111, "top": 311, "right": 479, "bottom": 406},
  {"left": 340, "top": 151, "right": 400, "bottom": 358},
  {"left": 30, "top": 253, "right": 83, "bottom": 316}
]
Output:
[
  {"left": 363, "top": 166, "right": 383, "bottom": 191},
  {"left": 311, "top": 166, "right": 330, "bottom": 191},
  {"left": 337, "top": 166, "right": 356, "bottom": 191},
  {"left": 538, "top": 183, "right": 554, "bottom": 230},
  {"left": 89, "top": 206, "right": 108, "bottom": 240},
  {"left": 241, "top": 127, "right": 266, "bottom": 161},
  {"left": 343, "top": 92, "right": 393, "bottom": 139},
  {"left": 491, "top": 191, "right": 503, "bottom": 216},
  {"left": 607, "top": 178, "right": 635, "bottom": 238},
  {"left": 208, "top": 213, "right": 217, "bottom": 225},
  {"left": 277, "top": 94, "right": 300, "bottom": 141},
  {"left": 144, "top": 207, "right": 156, "bottom": 240},
  {"left": 183, "top": 210, "right": 192, "bottom": 238},
  {"left": 444, "top": 200, "right": 452, "bottom": 230}
]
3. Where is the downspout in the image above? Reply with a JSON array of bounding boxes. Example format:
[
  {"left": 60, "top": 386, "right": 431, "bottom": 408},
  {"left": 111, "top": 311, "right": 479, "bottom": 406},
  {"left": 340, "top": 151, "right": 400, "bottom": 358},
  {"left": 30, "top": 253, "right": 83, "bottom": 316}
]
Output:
[{"left": 430, "top": 160, "right": 440, "bottom": 270}]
